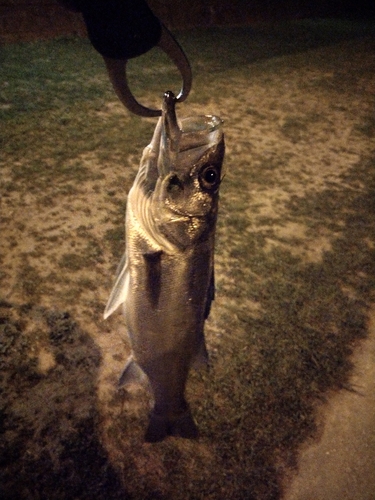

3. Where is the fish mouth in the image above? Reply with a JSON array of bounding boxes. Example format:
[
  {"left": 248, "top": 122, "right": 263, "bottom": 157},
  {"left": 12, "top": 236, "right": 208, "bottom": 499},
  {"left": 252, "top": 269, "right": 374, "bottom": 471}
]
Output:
[
  {"left": 178, "top": 115, "right": 224, "bottom": 148},
  {"left": 162, "top": 91, "right": 223, "bottom": 146},
  {"left": 159, "top": 91, "right": 223, "bottom": 177},
  {"left": 162, "top": 91, "right": 181, "bottom": 152}
]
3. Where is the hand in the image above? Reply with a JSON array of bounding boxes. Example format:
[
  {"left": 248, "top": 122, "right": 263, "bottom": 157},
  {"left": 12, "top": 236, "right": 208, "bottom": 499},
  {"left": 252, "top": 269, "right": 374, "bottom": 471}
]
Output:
[{"left": 57, "top": 0, "right": 192, "bottom": 116}]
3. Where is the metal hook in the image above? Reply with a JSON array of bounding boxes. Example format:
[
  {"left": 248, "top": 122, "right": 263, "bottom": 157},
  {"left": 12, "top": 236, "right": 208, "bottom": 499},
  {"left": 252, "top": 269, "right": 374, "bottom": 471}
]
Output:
[{"left": 103, "top": 25, "right": 192, "bottom": 118}]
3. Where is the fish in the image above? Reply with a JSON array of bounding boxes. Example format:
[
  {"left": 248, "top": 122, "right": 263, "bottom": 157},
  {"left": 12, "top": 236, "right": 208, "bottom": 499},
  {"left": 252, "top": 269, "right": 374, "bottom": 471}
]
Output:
[{"left": 104, "top": 91, "right": 225, "bottom": 442}]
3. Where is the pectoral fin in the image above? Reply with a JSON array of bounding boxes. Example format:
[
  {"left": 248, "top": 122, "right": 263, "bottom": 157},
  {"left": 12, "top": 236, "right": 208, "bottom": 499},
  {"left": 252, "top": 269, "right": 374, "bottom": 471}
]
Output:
[
  {"left": 143, "top": 250, "right": 162, "bottom": 308},
  {"left": 103, "top": 251, "right": 130, "bottom": 319}
]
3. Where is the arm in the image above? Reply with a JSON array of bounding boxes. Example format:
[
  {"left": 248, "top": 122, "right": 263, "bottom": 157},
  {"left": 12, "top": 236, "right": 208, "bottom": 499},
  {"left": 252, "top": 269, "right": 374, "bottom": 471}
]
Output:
[{"left": 57, "top": 0, "right": 192, "bottom": 116}]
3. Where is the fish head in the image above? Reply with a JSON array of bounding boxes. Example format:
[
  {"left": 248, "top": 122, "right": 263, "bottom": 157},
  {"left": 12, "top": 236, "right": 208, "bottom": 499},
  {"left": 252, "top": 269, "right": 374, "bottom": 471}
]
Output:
[{"left": 149, "top": 91, "right": 225, "bottom": 249}]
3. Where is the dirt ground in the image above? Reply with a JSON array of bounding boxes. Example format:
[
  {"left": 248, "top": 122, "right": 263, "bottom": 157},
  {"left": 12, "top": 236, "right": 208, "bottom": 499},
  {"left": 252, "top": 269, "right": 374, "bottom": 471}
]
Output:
[
  {"left": 283, "top": 309, "right": 375, "bottom": 499},
  {"left": 1, "top": 22, "right": 375, "bottom": 499}
]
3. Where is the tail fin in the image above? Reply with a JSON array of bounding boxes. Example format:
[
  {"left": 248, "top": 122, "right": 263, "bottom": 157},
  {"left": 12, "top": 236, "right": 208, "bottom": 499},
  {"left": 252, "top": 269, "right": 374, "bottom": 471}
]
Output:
[{"left": 145, "top": 408, "right": 199, "bottom": 442}]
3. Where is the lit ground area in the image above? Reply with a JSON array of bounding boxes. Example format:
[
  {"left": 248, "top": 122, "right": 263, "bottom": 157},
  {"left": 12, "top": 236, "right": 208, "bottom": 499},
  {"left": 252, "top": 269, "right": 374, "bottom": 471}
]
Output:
[{"left": 1, "top": 20, "right": 375, "bottom": 499}]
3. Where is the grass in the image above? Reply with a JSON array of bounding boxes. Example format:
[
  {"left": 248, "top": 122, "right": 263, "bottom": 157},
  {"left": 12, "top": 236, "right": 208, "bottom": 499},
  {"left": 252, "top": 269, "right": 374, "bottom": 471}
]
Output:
[{"left": 1, "top": 18, "right": 375, "bottom": 500}]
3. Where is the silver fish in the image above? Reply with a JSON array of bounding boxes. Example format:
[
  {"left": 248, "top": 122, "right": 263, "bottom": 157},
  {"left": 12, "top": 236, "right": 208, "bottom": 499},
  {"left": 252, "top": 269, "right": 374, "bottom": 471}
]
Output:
[{"left": 104, "top": 91, "right": 225, "bottom": 442}]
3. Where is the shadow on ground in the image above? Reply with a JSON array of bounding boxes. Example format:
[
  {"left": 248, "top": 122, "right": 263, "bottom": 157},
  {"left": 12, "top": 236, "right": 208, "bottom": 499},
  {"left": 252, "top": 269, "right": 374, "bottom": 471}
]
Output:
[
  {"left": 0, "top": 159, "right": 374, "bottom": 499},
  {"left": 198, "top": 155, "right": 374, "bottom": 497},
  {"left": 0, "top": 305, "right": 128, "bottom": 500},
  {"left": 179, "top": 19, "right": 375, "bottom": 72}
]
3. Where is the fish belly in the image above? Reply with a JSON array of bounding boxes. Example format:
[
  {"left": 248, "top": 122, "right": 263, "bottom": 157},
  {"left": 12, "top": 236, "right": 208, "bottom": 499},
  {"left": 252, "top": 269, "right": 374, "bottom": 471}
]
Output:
[{"left": 125, "top": 236, "right": 212, "bottom": 440}]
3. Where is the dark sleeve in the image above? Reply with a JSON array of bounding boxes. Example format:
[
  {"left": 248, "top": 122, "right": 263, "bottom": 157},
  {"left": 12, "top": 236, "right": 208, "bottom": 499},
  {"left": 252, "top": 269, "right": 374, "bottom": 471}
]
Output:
[{"left": 57, "top": 0, "right": 162, "bottom": 59}]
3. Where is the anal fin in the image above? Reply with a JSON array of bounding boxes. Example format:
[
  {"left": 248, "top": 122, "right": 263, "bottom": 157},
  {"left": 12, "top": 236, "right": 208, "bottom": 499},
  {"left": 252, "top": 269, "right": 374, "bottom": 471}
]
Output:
[{"left": 118, "top": 357, "right": 148, "bottom": 388}]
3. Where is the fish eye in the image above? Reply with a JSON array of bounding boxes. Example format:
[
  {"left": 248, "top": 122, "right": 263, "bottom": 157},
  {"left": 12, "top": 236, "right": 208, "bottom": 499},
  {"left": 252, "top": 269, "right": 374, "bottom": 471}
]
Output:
[{"left": 199, "top": 165, "right": 221, "bottom": 190}]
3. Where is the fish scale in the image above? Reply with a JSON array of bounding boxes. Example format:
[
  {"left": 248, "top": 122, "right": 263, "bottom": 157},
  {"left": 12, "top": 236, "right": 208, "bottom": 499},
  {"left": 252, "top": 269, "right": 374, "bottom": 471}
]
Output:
[{"left": 104, "top": 91, "right": 225, "bottom": 441}]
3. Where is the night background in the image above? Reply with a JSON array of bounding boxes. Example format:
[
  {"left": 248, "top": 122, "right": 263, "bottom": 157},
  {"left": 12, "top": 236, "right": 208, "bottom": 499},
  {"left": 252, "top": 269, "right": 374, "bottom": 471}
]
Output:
[{"left": 1, "top": 0, "right": 375, "bottom": 42}]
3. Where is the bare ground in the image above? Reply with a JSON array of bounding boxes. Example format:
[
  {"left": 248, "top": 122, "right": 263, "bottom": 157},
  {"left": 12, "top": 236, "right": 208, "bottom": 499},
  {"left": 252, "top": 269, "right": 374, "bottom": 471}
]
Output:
[{"left": 1, "top": 24, "right": 375, "bottom": 499}]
